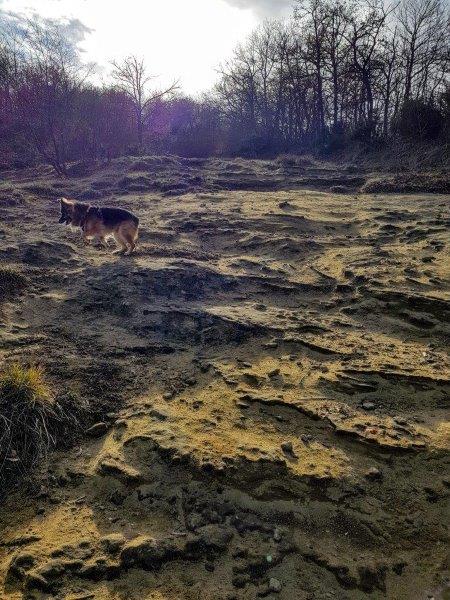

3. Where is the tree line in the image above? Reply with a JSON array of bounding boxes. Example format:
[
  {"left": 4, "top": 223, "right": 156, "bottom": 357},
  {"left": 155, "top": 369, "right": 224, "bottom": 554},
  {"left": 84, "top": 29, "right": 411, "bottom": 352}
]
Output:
[{"left": 0, "top": 0, "right": 448, "bottom": 173}]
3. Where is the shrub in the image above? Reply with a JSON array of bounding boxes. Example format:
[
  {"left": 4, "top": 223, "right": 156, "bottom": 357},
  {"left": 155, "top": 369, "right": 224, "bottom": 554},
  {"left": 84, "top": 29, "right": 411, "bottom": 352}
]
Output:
[
  {"left": 394, "top": 100, "right": 443, "bottom": 141},
  {"left": 0, "top": 365, "right": 83, "bottom": 492},
  {"left": 66, "top": 160, "right": 93, "bottom": 177}
]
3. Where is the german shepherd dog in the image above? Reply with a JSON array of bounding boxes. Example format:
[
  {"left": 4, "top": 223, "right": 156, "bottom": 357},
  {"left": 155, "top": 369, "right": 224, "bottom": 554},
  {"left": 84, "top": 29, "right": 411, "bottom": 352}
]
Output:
[{"left": 59, "top": 198, "right": 139, "bottom": 255}]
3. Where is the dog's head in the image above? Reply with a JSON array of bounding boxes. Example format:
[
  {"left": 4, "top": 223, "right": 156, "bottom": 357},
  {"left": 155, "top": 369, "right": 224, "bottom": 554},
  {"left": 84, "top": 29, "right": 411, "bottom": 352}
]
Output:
[
  {"left": 59, "top": 198, "right": 89, "bottom": 227},
  {"left": 59, "top": 198, "right": 73, "bottom": 225}
]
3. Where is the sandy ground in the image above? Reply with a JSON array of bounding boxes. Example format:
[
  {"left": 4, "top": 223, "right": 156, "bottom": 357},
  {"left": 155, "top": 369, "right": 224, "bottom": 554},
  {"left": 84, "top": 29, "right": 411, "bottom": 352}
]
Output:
[{"left": 0, "top": 159, "right": 449, "bottom": 599}]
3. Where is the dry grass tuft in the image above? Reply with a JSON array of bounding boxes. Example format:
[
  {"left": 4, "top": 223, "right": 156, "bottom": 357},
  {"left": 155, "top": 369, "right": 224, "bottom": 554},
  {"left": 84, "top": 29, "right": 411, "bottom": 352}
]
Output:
[{"left": 0, "top": 364, "right": 82, "bottom": 491}]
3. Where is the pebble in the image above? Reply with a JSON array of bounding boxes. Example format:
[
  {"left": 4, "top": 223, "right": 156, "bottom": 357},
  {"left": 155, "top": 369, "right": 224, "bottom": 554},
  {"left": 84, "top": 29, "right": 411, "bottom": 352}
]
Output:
[
  {"left": 365, "top": 467, "right": 383, "bottom": 481},
  {"left": 273, "top": 527, "right": 282, "bottom": 542},
  {"left": 163, "top": 391, "right": 174, "bottom": 400},
  {"left": 269, "top": 578, "right": 282, "bottom": 593},
  {"left": 361, "top": 401, "right": 375, "bottom": 410}
]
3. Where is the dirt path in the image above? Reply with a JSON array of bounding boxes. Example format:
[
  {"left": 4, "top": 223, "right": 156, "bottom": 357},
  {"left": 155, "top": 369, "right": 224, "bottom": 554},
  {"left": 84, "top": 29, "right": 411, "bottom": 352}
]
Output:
[{"left": 0, "top": 180, "right": 449, "bottom": 599}]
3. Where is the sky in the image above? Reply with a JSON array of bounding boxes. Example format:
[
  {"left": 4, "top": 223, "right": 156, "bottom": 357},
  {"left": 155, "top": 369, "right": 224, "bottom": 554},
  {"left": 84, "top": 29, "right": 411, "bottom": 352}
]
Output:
[{"left": 0, "top": 0, "right": 293, "bottom": 94}]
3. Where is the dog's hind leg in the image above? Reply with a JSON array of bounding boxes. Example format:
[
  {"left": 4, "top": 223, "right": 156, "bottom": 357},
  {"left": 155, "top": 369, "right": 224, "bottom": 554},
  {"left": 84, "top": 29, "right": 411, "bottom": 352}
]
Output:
[
  {"left": 121, "top": 223, "right": 138, "bottom": 255},
  {"left": 112, "top": 231, "right": 128, "bottom": 254}
]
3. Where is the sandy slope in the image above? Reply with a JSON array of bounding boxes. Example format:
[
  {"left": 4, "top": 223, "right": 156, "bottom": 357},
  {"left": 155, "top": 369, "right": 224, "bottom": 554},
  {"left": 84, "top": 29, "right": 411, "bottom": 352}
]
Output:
[{"left": 0, "top": 163, "right": 449, "bottom": 599}]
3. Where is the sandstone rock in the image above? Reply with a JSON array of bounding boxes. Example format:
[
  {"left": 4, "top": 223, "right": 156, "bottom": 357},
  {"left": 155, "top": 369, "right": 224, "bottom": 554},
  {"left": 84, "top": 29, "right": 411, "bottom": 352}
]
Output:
[
  {"left": 273, "top": 528, "right": 282, "bottom": 542},
  {"left": 187, "top": 525, "right": 233, "bottom": 555},
  {"left": 365, "top": 467, "right": 383, "bottom": 481},
  {"left": 7, "top": 551, "right": 36, "bottom": 581},
  {"left": 281, "top": 441, "right": 295, "bottom": 456},
  {"left": 97, "top": 458, "right": 143, "bottom": 484},
  {"left": 100, "top": 533, "right": 126, "bottom": 555},
  {"left": 24, "top": 571, "right": 51, "bottom": 592},
  {"left": 269, "top": 577, "right": 282, "bottom": 592},
  {"left": 78, "top": 556, "right": 120, "bottom": 580},
  {"left": 361, "top": 401, "right": 375, "bottom": 410},
  {"left": 85, "top": 422, "right": 109, "bottom": 438},
  {"left": 120, "top": 536, "right": 181, "bottom": 570}
]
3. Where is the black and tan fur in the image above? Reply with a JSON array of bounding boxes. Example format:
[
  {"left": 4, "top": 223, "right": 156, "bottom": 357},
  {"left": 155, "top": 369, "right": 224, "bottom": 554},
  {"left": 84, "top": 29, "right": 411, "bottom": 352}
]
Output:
[{"left": 59, "top": 198, "right": 139, "bottom": 255}]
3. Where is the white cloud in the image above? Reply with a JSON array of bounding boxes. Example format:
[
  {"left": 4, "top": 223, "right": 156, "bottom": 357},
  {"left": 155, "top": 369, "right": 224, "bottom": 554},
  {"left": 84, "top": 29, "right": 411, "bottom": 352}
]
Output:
[
  {"left": 0, "top": 0, "right": 267, "bottom": 92},
  {"left": 222, "top": 0, "right": 293, "bottom": 18}
]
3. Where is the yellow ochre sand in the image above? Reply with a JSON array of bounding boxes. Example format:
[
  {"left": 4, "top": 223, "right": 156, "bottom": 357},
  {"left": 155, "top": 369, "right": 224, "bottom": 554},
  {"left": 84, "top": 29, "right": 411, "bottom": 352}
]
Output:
[{"left": 0, "top": 160, "right": 449, "bottom": 599}]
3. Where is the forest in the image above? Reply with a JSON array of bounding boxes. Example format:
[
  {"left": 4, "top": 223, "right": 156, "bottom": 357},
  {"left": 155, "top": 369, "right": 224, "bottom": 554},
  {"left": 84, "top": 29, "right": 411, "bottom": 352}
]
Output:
[{"left": 0, "top": 0, "right": 448, "bottom": 173}]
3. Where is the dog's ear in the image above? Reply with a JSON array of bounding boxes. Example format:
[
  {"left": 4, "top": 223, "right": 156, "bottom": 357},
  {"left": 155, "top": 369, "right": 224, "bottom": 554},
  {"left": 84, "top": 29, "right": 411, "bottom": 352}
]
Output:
[{"left": 59, "top": 197, "right": 74, "bottom": 224}]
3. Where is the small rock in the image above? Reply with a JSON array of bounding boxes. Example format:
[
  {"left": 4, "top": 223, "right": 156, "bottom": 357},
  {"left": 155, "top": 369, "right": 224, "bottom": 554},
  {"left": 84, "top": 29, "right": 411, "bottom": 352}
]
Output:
[
  {"left": 273, "top": 528, "right": 282, "bottom": 542},
  {"left": 269, "top": 578, "right": 282, "bottom": 593},
  {"left": 365, "top": 467, "right": 383, "bottom": 481},
  {"left": 97, "top": 459, "right": 143, "bottom": 484},
  {"left": 268, "top": 368, "right": 280, "bottom": 378},
  {"left": 361, "top": 401, "right": 375, "bottom": 411},
  {"left": 85, "top": 422, "right": 109, "bottom": 438},
  {"left": 163, "top": 391, "right": 174, "bottom": 400},
  {"left": 281, "top": 441, "right": 294, "bottom": 455}
]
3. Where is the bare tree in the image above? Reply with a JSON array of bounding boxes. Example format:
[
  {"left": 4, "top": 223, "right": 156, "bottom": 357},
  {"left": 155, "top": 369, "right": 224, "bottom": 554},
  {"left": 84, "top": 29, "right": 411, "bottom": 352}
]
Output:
[
  {"left": 111, "top": 56, "right": 178, "bottom": 146},
  {"left": 398, "top": 0, "right": 448, "bottom": 102}
]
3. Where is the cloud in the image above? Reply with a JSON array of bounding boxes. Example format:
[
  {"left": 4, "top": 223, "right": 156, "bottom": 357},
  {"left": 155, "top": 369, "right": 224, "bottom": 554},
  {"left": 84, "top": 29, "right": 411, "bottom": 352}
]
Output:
[
  {"left": 223, "top": 0, "right": 293, "bottom": 18},
  {"left": 0, "top": 8, "right": 92, "bottom": 55},
  {"left": 56, "top": 17, "right": 93, "bottom": 49}
]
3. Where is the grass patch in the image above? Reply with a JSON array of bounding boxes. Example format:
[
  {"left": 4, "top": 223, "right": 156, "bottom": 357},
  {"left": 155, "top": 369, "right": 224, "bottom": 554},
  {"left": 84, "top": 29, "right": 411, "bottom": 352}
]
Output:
[{"left": 0, "top": 364, "right": 84, "bottom": 492}]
